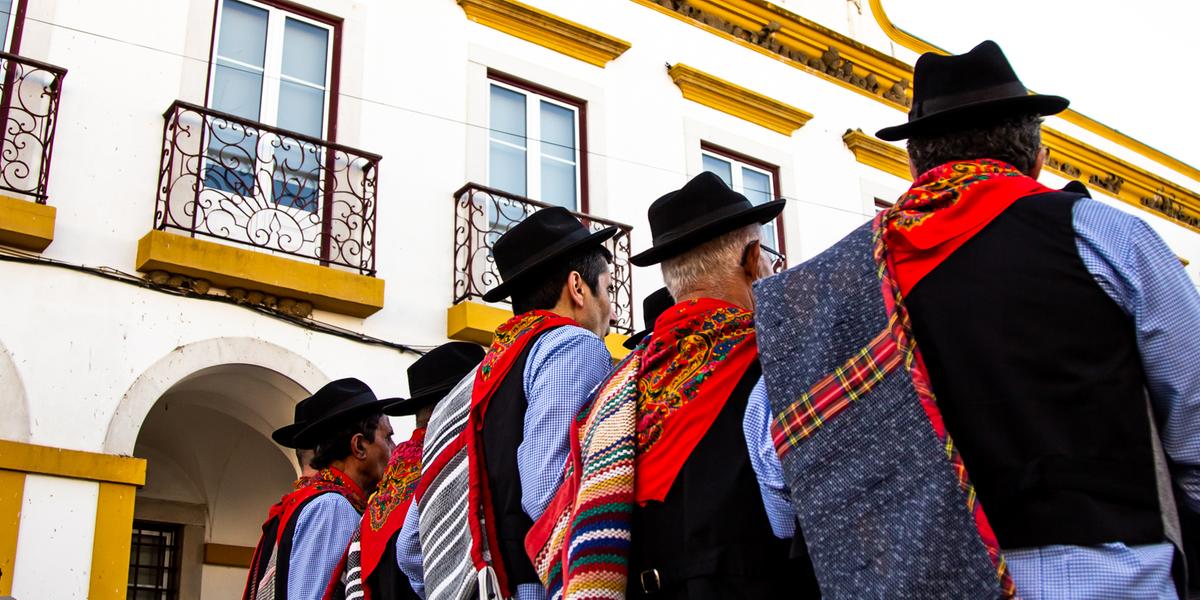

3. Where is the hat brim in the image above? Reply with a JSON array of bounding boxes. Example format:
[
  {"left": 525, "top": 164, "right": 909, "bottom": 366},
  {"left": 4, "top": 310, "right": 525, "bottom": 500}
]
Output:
[
  {"left": 623, "top": 329, "right": 650, "bottom": 350},
  {"left": 631, "top": 199, "right": 785, "bottom": 267},
  {"left": 482, "top": 226, "right": 619, "bottom": 302},
  {"left": 271, "top": 423, "right": 304, "bottom": 447},
  {"left": 876, "top": 94, "right": 1069, "bottom": 141},
  {"left": 383, "top": 385, "right": 457, "bottom": 416},
  {"left": 289, "top": 398, "right": 395, "bottom": 448}
]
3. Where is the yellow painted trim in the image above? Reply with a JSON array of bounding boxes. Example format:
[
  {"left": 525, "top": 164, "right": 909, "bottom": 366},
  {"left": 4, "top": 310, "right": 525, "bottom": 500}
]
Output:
[
  {"left": 866, "top": 0, "right": 1200, "bottom": 183},
  {"left": 604, "top": 333, "right": 631, "bottom": 361},
  {"left": 668, "top": 63, "right": 813, "bottom": 135},
  {"left": 0, "top": 471, "right": 24, "bottom": 596},
  {"left": 842, "top": 128, "right": 1200, "bottom": 233},
  {"left": 88, "top": 482, "right": 137, "bottom": 600},
  {"left": 447, "top": 300, "right": 512, "bottom": 345},
  {"left": 0, "top": 194, "right": 55, "bottom": 252},
  {"left": 842, "top": 129, "right": 909, "bottom": 180},
  {"left": 135, "top": 230, "right": 386, "bottom": 318},
  {"left": 0, "top": 440, "right": 145, "bottom": 486},
  {"left": 458, "top": 0, "right": 631, "bottom": 67},
  {"left": 203, "top": 543, "right": 255, "bottom": 568}
]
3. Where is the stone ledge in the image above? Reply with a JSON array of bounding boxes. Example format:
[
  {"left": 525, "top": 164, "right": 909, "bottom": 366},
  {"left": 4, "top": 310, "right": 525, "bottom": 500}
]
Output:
[
  {"left": 459, "top": 0, "right": 631, "bottom": 67},
  {"left": 0, "top": 194, "right": 55, "bottom": 252},
  {"left": 135, "top": 230, "right": 385, "bottom": 318},
  {"left": 447, "top": 300, "right": 631, "bottom": 360}
]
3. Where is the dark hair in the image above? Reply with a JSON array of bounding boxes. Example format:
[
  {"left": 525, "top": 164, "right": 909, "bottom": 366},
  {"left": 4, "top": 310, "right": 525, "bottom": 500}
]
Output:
[
  {"left": 511, "top": 247, "right": 610, "bottom": 315},
  {"left": 294, "top": 448, "right": 314, "bottom": 469},
  {"left": 907, "top": 115, "right": 1043, "bottom": 176},
  {"left": 310, "top": 411, "right": 384, "bottom": 470}
]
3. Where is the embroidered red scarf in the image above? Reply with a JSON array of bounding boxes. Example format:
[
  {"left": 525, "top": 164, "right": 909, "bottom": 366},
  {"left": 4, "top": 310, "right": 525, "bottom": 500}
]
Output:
[
  {"left": 469, "top": 310, "right": 578, "bottom": 595},
  {"left": 360, "top": 427, "right": 426, "bottom": 585},
  {"left": 635, "top": 298, "right": 758, "bottom": 503},
  {"left": 885, "top": 159, "right": 1051, "bottom": 295}
]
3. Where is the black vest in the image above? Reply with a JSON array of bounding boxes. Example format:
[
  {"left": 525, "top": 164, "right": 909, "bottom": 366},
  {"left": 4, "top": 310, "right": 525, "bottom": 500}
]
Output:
[
  {"left": 481, "top": 328, "right": 557, "bottom": 587},
  {"left": 906, "top": 190, "right": 1162, "bottom": 549},
  {"left": 363, "top": 530, "right": 421, "bottom": 600},
  {"left": 628, "top": 362, "right": 820, "bottom": 599},
  {"left": 245, "top": 493, "right": 325, "bottom": 600}
]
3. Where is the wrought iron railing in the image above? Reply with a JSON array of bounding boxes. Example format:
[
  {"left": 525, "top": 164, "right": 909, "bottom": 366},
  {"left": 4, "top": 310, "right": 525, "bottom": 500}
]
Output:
[
  {"left": 0, "top": 52, "right": 66, "bottom": 203},
  {"left": 155, "top": 100, "right": 381, "bottom": 275},
  {"left": 453, "top": 183, "right": 635, "bottom": 335}
]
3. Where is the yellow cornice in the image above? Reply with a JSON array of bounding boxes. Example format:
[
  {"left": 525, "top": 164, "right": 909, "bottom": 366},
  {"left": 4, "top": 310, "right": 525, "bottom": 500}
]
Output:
[
  {"left": 842, "top": 128, "right": 1200, "bottom": 234},
  {"left": 458, "top": 0, "right": 631, "bottom": 67},
  {"left": 667, "top": 63, "right": 813, "bottom": 135},
  {"left": 633, "top": 0, "right": 1200, "bottom": 231},
  {"left": 842, "top": 129, "right": 909, "bottom": 180},
  {"left": 866, "top": 0, "right": 1200, "bottom": 183},
  {"left": 0, "top": 439, "right": 146, "bottom": 486}
]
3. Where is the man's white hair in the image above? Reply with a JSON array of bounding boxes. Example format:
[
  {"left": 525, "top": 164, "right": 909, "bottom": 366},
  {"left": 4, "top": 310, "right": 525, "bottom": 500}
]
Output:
[{"left": 661, "top": 224, "right": 760, "bottom": 299}]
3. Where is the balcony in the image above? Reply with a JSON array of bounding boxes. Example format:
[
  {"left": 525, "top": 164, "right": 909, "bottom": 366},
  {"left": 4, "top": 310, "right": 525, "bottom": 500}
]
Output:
[
  {"left": 136, "top": 101, "right": 385, "bottom": 317},
  {"left": 449, "top": 183, "right": 635, "bottom": 354},
  {"left": 0, "top": 52, "right": 66, "bottom": 252}
]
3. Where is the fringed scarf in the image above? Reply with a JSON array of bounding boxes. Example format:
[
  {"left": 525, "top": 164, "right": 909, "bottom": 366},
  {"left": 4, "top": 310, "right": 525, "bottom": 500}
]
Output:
[{"left": 527, "top": 299, "right": 758, "bottom": 599}]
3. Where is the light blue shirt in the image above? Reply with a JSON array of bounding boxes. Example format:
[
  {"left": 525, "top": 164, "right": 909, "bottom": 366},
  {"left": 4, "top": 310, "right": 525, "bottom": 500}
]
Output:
[
  {"left": 396, "top": 325, "right": 612, "bottom": 600},
  {"left": 287, "top": 493, "right": 361, "bottom": 600},
  {"left": 748, "top": 197, "right": 1200, "bottom": 598}
]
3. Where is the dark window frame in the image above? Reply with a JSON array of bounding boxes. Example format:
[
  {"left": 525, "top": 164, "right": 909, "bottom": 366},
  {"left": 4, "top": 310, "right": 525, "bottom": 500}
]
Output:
[
  {"left": 127, "top": 520, "right": 183, "bottom": 600},
  {"left": 700, "top": 141, "right": 786, "bottom": 255}
]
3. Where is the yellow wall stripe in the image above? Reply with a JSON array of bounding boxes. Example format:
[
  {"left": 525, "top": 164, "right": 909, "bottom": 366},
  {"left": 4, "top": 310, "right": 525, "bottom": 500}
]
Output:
[
  {"left": 0, "top": 471, "right": 24, "bottom": 595},
  {"left": 88, "top": 482, "right": 137, "bottom": 600},
  {"left": 0, "top": 440, "right": 145, "bottom": 487}
]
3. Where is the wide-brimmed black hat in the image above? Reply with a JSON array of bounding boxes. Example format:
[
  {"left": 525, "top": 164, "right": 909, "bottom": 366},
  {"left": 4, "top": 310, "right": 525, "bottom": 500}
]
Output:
[
  {"left": 272, "top": 396, "right": 317, "bottom": 447},
  {"left": 286, "top": 378, "right": 396, "bottom": 448},
  {"left": 624, "top": 287, "right": 674, "bottom": 349},
  {"left": 631, "top": 172, "right": 784, "bottom": 266},
  {"left": 385, "top": 342, "right": 486, "bottom": 416},
  {"left": 876, "top": 40, "right": 1068, "bottom": 141},
  {"left": 482, "top": 207, "right": 619, "bottom": 302}
]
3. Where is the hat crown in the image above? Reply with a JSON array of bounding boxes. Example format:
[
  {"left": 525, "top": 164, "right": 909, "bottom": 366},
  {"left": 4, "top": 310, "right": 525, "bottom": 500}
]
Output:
[
  {"left": 492, "top": 206, "right": 588, "bottom": 281},
  {"left": 642, "top": 287, "right": 674, "bottom": 330},
  {"left": 646, "top": 172, "right": 750, "bottom": 243},
  {"left": 407, "top": 342, "right": 486, "bottom": 396},
  {"left": 909, "top": 40, "right": 1026, "bottom": 120}
]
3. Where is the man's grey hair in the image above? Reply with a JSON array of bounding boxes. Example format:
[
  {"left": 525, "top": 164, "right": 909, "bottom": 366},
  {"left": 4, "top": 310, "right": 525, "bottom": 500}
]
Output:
[
  {"left": 661, "top": 224, "right": 760, "bottom": 299},
  {"left": 907, "top": 115, "right": 1043, "bottom": 176}
]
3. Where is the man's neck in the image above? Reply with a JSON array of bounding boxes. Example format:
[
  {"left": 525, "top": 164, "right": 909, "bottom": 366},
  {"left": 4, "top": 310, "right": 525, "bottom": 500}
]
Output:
[
  {"left": 676, "top": 285, "right": 753, "bottom": 311},
  {"left": 328, "top": 459, "right": 369, "bottom": 493}
]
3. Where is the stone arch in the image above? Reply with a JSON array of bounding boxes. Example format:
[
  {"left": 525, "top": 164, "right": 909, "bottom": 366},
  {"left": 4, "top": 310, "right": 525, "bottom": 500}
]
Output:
[
  {"left": 104, "top": 337, "right": 328, "bottom": 455},
  {"left": 0, "top": 338, "right": 31, "bottom": 442}
]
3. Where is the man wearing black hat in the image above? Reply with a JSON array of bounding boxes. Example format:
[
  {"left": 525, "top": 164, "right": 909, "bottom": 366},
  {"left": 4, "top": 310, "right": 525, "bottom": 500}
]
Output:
[
  {"left": 244, "top": 378, "right": 396, "bottom": 600},
  {"left": 324, "top": 343, "right": 486, "bottom": 600},
  {"left": 753, "top": 40, "right": 1200, "bottom": 598},
  {"left": 399, "top": 207, "right": 616, "bottom": 600},
  {"left": 528, "top": 172, "right": 819, "bottom": 599}
]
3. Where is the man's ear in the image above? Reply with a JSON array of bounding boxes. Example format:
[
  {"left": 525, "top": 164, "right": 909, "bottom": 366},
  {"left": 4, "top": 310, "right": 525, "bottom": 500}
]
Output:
[
  {"left": 565, "top": 271, "right": 587, "bottom": 308},
  {"left": 351, "top": 433, "right": 368, "bottom": 460},
  {"left": 1030, "top": 146, "right": 1048, "bottom": 180},
  {"left": 741, "top": 240, "right": 763, "bottom": 281},
  {"left": 908, "top": 157, "right": 920, "bottom": 180}
]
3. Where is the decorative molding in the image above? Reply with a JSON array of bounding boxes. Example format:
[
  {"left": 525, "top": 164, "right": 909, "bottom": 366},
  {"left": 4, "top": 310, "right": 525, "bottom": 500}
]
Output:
[
  {"left": 842, "top": 128, "right": 1200, "bottom": 233},
  {"left": 0, "top": 194, "right": 55, "bottom": 252},
  {"left": 866, "top": 0, "right": 1200, "bottom": 183},
  {"left": 447, "top": 301, "right": 631, "bottom": 360},
  {"left": 135, "top": 230, "right": 386, "bottom": 318},
  {"left": 458, "top": 0, "right": 631, "bottom": 67},
  {"left": 668, "top": 63, "right": 813, "bottom": 135},
  {"left": 842, "top": 129, "right": 909, "bottom": 180},
  {"left": 0, "top": 439, "right": 146, "bottom": 486}
]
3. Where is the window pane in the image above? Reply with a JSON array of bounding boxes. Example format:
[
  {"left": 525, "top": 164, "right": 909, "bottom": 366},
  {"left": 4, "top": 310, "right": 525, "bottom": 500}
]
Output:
[
  {"left": 540, "top": 101, "right": 576, "bottom": 162},
  {"left": 277, "top": 80, "right": 324, "bottom": 138},
  {"left": 489, "top": 140, "right": 526, "bottom": 197},
  {"left": 281, "top": 17, "right": 328, "bottom": 86},
  {"left": 541, "top": 156, "right": 576, "bottom": 210},
  {"left": 489, "top": 85, "right": 526, "bottom": 148},
  {"left": 273, "top": 138, "right": 322, "bottom": 212},
  {"left": 0, "top": 0, "right": 13, "bottom": 51},
  {"left": 212, "top": 62, "right": 263, "bottom": 120},
  {"left": 702, "top": 154, "right": 733, "bottom": 187},
  {"left": 741, "top": 168, "right": 773, "bottom": 206},
  {"left": 761, "top": 221, "right": 778, "bottom": 251},
  {"left": 217, "top": 0, "right": 268, "bottom": 67}
]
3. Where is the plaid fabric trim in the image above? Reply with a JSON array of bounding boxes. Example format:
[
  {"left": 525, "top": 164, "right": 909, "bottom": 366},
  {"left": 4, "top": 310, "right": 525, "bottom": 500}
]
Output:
[{"left": 770, "top": 328, "right": 901, "bottom": 453}]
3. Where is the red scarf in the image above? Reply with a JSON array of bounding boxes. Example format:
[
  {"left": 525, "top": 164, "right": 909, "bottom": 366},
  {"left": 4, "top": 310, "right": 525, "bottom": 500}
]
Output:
[
  {"left": 634, "top": 298, "right": 759, "bottom": 503},
  {"left": 358, "top": 427, "right": 426, "bottom": 586},
  {"left": 885, "top": 159, "right": 1050, "bottom": 295},
  {"left": 468, "top": 310, "right": 578, "bottom": 596}
]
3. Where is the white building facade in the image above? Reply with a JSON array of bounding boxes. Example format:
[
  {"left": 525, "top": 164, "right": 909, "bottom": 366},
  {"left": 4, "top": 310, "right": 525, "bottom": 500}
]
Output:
[{"left": 0, "top": 0, "right": 1197, "bottom": 598}]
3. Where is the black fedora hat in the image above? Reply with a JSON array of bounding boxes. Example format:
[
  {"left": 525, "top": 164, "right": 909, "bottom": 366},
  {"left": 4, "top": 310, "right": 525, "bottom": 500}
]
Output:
[
  {"left": 631, "top": 172, "right": 784, "bottom": 267},
  {"left": 385, "top": 342, "right": 486, "bottom": 416},
  {"left": 876, "top": 40, "right": 1068, "bottom": 141},
  {"left": 288, "top": 378, "right": 396, "bottom": 448},
  {"left": 624, "top": 287, "right": 674, "bottom": 350},
  {"left": 482, "top": 207, "right": 619, "bottom": 302},
  {"left": 272, "top": 395, "right": 317, "bottom": 447}
]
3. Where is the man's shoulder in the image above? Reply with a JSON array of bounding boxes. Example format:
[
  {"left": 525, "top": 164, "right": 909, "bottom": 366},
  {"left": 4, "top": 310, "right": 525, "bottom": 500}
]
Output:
[
  {"left": 297, "top": 490, "right": 359, "bottom": 521},
  {"left": 532, "top": 323, "right": 606, "bottom": 355}
]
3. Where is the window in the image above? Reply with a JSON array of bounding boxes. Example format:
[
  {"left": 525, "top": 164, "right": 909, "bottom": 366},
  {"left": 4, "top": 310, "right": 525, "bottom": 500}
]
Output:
[
  {"left": 0, "top": 0, "right": 23, "bottom": 53},
  {"left": 700, "top": 145, "right": 784, "bottom": 253},
  {"left": 204, "top": 0, "right": 336, "bottom": 211},
  {"left": 127, "top": 521, "right": 181, "bottom": 600},
  {"left": 487, "top": 74, "right": 585, "bottom": 211}
]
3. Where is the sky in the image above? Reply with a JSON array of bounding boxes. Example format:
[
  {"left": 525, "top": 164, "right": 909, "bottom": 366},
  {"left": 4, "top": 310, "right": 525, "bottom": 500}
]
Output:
[{"left": 881, "top": 0, "right": 1199, "bottom": 170}]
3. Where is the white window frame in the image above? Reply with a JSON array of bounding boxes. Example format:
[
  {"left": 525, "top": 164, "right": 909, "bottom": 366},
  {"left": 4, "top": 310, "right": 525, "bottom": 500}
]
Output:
[
  {"left": 207, "top": 0, "right": 335, "bottom": 136},
  {"left": 487, "top": 78, "right": 583, "bottom": 210},
  {"left": 701, "top": 148, "right": 782, "bottom": 252}
]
